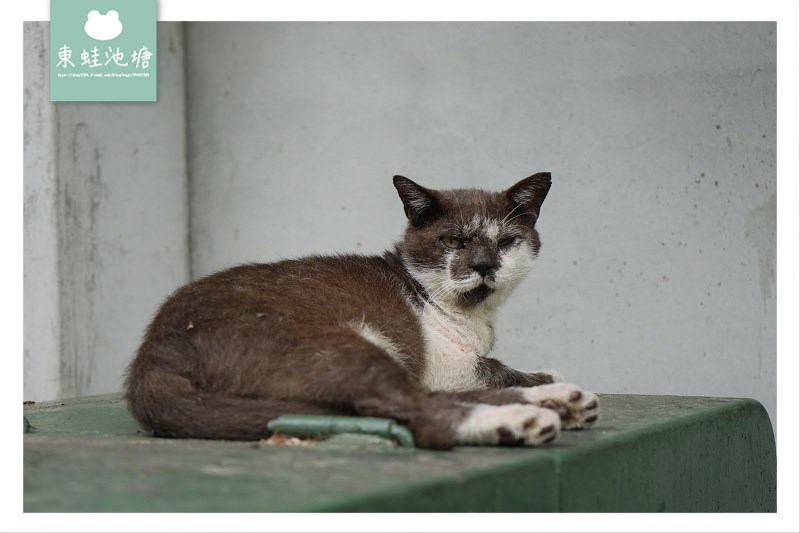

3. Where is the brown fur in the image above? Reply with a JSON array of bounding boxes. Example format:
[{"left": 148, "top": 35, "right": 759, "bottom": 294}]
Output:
[{"left": 125, "top": 173, "right": 562, "bottom": 449}]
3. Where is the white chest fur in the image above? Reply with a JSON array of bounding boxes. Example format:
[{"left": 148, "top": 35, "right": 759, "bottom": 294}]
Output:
[{"left": 418, "top": 304, "right": 495, "bottom": 392}]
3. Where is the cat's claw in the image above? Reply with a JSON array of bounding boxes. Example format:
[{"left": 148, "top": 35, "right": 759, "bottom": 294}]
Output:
[
  {"left": 453, "top": 403, "right": 562, "bottom": 446},
  {"left": 520, "top": 383, "right": 599, "bottom": 430}
]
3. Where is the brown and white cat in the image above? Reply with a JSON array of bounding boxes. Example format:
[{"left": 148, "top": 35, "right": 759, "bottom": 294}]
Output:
[{"left": 125, "top": 172, "right": 598, "bottom": 450}]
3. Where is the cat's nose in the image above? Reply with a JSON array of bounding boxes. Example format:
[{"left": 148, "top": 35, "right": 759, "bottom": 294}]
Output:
[{"left": 472, "top": 261, "right": 494, "bottom": 277}]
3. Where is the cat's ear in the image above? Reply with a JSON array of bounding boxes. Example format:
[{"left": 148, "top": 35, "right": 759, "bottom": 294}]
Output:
[
  {"left": 504, "top": 172, "right": 552, "bottom": 226},
  {"left": 393, "top": 175, "right": 441, "bottom": 228}
]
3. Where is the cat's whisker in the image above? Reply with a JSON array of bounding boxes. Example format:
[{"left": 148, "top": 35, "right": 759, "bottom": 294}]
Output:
[
  {"left": 501, "top": 202, "right": 525, "bottom": 226},
  {"left": 428, "top": 277, "right": 463, "bottom": 304},
  {"left": 457, "top": 201, "right": 466, "bottom": 230},
  {"left": 429, "top": 282, "right": 455, "bottom": 303},
  {"left": 504, "top": 211, "right": 534, "bottom": 228}
]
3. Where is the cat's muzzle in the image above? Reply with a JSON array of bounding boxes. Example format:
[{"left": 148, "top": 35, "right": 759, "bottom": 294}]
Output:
[{"left": 459, "top": 283, "right": 495, "bottom": 305}]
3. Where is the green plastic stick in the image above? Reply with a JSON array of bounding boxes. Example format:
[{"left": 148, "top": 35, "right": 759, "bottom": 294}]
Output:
[{"left": 267, "top": 414, "right": 415, "bottom": 447}]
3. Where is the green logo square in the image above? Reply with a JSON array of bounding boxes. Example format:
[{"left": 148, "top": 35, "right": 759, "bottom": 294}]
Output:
[{"left": 50, "top": 0, "right": 157, "bottom": 102}]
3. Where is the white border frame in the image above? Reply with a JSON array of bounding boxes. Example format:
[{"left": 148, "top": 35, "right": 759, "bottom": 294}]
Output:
[{"left": 7, "top": 2, "right": 798, "bottom": 532}]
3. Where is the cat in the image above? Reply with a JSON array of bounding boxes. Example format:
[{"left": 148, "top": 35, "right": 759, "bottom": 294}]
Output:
[{"left": 124, "top": 172, "right": 598, "bottom": 450}]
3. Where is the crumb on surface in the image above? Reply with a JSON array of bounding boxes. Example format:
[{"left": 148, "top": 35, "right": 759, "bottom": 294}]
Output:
[{"left": 260, "top": 432, "right": 322, "bottom": 447}]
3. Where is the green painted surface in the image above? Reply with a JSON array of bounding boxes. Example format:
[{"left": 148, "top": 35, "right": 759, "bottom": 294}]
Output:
[
  {"left": 23, "top": 393, "right": 775, "bottom": 512},
  {"left": 553, "top": 396, "right": 777, "bottom": 512}
]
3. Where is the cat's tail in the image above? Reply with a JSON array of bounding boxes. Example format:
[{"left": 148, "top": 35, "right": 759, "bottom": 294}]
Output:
[{"left": 124, "top": 369, "right": 341, "bottom": 441}]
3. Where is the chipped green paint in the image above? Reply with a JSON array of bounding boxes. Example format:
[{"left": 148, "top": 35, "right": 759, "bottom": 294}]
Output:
[{"left": 23, "top": 393, "right": 776, "bottom": 512}]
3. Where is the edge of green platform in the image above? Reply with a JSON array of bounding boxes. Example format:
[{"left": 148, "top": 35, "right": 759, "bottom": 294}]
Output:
[
  {"left": 559, "top": 396, "right": 774, "bottom": 457},
  {"left": 551, "top": 396, "right": 777, "bottom": 512},
  {"left": 294, "top": 450, "right": 558, "bottom": 512}
]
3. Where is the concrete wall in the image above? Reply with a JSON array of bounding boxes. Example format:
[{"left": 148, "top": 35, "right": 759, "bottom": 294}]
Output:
[
  {"left": 23, "top": 22, "right": 189, "bottom": 400},
  {"left": 24, "top": 23, "right": 62, "bottom": 400},
  {"left": 185, "top": 22, "right": 776, "bottom": 427},
  {"left": 24, "top": 22, "right": 776, "bottom": 429}
]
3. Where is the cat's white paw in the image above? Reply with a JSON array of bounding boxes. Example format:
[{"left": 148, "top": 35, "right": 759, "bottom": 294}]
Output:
[
  {"left": 453, "top": 403, "right": 561, "bottom": 446},
  {"left": 519, "top": 383, "right": 599, "bottom": 430}
]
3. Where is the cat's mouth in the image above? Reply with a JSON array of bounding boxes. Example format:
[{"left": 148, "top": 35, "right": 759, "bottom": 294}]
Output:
[{"left": 459, "top": 283, "right": 495, "bottom": 305}]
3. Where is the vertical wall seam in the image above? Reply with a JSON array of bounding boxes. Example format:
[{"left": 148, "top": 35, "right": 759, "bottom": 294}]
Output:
[
  {"left": 48, "top": 24, "right": 66, "bottom": 401},
  {"left": 180, "top": 21, "right": 195, "bottom": 282},
  {"left": 54, "top": 103, "right": 77, "bottom": 399}
]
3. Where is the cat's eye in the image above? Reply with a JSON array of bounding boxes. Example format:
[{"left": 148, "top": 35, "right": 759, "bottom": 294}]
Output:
[
  {"left": 441, "top": 237, "right": 464, "bottom": 249},
  {"left": 498, "top": 237, "right": 516, "bottom": 247}
]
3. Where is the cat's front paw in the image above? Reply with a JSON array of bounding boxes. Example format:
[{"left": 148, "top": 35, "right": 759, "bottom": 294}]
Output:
[
  {"left": 453, "top": 404, "right": 561, "bottom": 446},
  {"left": 519, "top": 383, "right": 599, "bottom": 430}
]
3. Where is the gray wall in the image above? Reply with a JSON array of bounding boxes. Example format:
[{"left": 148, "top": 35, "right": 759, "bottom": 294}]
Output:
[
  {"left": 24, "top": 22, "right": 777, "bottom": 429},
  {"left": 23, "top": 22, "right": 189, "bottom": 400}
]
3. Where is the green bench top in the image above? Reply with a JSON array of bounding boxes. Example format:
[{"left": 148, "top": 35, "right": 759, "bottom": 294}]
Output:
[{"left": 23, "top": 392, "right": 776, "bottom": 512}]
